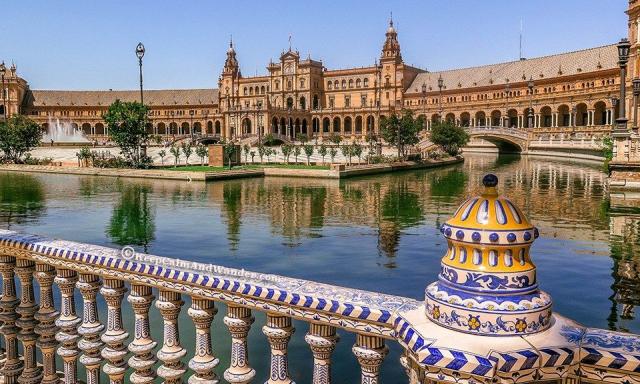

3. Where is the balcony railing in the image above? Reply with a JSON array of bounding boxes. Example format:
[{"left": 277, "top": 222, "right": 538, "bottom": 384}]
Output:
[{"left": 0, "top": 229, "right": 638, "bottom": 384}]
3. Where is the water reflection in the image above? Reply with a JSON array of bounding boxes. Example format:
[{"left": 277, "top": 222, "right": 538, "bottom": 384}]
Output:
[
  {"left": 0, "top": 153, "right": 639, "bottom": 334},
  {"left": 0, "top": 173, "right": 45, "bottom": 229},
  {"left": 106, "top": 182, "right": 155, "bottom": 252}
]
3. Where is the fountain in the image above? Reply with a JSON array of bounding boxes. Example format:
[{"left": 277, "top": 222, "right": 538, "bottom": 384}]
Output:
[{"left": 41, "top": 117, "right": 90, "bottom": 143}]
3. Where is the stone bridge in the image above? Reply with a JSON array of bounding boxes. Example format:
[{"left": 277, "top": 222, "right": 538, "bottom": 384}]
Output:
[{"left": 467, "top": 126, "right": 530, "bottom": 153}]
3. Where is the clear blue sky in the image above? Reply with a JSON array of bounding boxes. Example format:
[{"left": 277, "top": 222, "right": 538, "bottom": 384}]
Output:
[{"left": 0, "top": 0, "right": 627, "bottom": 91}]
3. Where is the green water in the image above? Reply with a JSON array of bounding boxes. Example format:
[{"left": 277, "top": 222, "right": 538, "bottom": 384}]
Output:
[{"left": 0, "top": 153, "right": 638, "bottom": 383}]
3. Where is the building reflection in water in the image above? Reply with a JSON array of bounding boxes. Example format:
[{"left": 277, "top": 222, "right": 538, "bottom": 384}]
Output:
[
  {"left": 0, "top": 172, "right": 45, "bottom": 229},
  {"left": 106, "top": 181, "right": 156, "bottom": 253},
  {"left": 608, "top": 196, "right": 640, "bottom": 331}
]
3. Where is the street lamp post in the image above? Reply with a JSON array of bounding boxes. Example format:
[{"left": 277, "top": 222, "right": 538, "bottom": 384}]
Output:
[
  {"left": 615, "top": 38, "right": 631, "bottom": 133},
  {"left": 611, "top": 97, "right": 619, "bottom": 123},
  {"left": 632, "top": 78, "right": 640, "bottom": 132},
  {"left": 135, "top": 43, "right": 145, "bottom": 105},
  {"left": 437, "top": 75, "right": 444, "bottom": 122},
  {"left": 527, "top": 77, "right": 535, "bottom": 129},
  {"left": 571, "top": 105, "right": 577, "bottom": 134},
  {"left": 0, "top": 61, "right": 6, "bottom": 123}
]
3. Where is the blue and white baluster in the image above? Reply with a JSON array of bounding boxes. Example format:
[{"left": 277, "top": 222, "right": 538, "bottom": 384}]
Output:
[
  {"left": 352, "top": 334, "right": 388, "bottom": 384},
  {"left": 100, "top": 279, "right": 129, "bottom": 384},
  {"left": 188, "top": 298, "right": 219, "bottom": 384},
  {"left": 128, "top": 284, "right": 157, "bottom": 384},
  {"left": 55, "top": 269, "right": 82, "bottom": 384},
  {"left": 77, "top": 273, "right": 105, "bottom": 384},
  {"left": 262, "top": 314, "right": 295, "bottom": 384},
  {"left": 223, "top": 305, "right": 256, "bottom": 384},
  {"left": 15, "top": 259, "right": 43, "bottom": 384},
  {"left": 156, "top": 290, "right": 187, "bottom": 384},
  {"left": 0, "top": 256, "right": 22, "bottom": 383},
  {"left": 34, "top": 263, "right": 60, "bottom": 384},
  {"left": 305, "top": 324, "right": 339, "bottom": 384}
]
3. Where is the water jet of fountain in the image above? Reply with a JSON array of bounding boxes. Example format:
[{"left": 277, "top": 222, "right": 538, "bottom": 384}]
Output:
[{"left": 41, "top": 117, "right": 90, "bottom": 143}]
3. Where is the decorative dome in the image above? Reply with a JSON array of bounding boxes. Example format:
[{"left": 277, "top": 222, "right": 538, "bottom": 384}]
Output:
[{"left": 424, "top": 174, "right": 552, "bottom": 336}]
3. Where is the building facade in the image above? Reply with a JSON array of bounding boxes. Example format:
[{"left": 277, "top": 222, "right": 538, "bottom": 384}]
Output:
[{"left": 0, "top": 9, "right": 635, "bottom": 143}]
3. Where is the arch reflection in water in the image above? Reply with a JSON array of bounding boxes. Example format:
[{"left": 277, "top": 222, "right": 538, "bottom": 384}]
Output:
[{"left": 0, "top": 173, "right": 45, "bottom": 229}]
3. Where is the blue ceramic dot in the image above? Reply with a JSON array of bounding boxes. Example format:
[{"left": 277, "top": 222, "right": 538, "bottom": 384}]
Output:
[
  {"left": 445, "top": 227, "right": 452, "bottom": 237},
  {"left": 472, "top": 232, "right": 481, "bottom": 241},
  {"left": 489, "top": 233, "right": 499, "bottom": 242},
  {"left": 523, "top": 232, "right": 532, "bottom": 241},
  {"left": 534, "top": 227, "right": 540, "bottom": 238},
  {"left": 440, "top": 225, "right": 446, "bottom": 234},
  {"left": 507, "top": 233, "right": 517, "bottom": 242},
  {"left": 456, "top": 230, "right": 465, "bottom": 240}
]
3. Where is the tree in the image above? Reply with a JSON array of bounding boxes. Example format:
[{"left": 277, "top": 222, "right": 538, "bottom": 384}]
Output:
[
  {"left": 329, "top": 134, "right": 342, "bottom": 145},
  {"left": 281, "top": 144, "right": 293, "bottom": 164},
  {"left": 158, "top": 149, "right": 167, "bottom": 165},
  {"left": 380, "top": 109, "right": 425, "bottom": 159},
  {"left": 318, "top": 144, "right": 328, "bottom": 165},
  {"left": 329, "top": 147, "right": 338, "bottom": 163},
  {"left": 103, "top": 99, "right": 150, "bottom": 168},
  {"left": 243, "top": 144, "right": 250, "bottom": 163},
  {"left": 250, "top": 150, "right": 256, "bottom": 163},
  {"left": 223, "top": 141, "right": 236, "bottom": 169},
  {"left": 351, "top": 142, "right": 363, "bottom": 164},
  {"left": 429, "top": 120, "right": 470, "bottom": 156},
  {"left": 170, "top": 144, "right": 181, "bottom": 166},
  {"left": 296, "top": 133, "right": 308, "bottom": 144},
  {"left": 0, "top": 115, "right": 43, "bottom": 163},
  {"left": 263, "top": 133, "right": 275, "bottom": 146},
  {"left": 293, "top": 145, "right": 301, "bottom": 164},
  {"left": 257, "top": 144, "right": 267, "bottom": 163},
  {"left": 181, "top": 142, "right": 193, "bottom": 165},
  {"left": 195, "top": 145, "right": 208, "bottom": 165},
  {"left": 340, "top": 144, "right": 351, "bottom": 165},
  {"left": 303, "top": 144, "right": 314, "bottom": 165}
]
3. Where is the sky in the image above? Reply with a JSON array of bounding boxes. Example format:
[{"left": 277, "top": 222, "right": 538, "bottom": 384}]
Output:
[{"left": 0, "top": 0, "right": 628, "bottom": 91}]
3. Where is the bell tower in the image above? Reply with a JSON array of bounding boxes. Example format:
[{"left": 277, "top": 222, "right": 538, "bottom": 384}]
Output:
[
  {"left": 219, "top": 38, "right": 242, "bottom": 139},
  {"left": 379, "top": 15, "right": 404, "bottom": 112},
  {"left": 380, "top": 16, "right": 402, "bottom": 64}
]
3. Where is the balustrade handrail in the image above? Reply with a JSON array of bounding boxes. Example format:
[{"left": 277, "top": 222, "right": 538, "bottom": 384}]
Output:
[{"left": 0, "top": 229, "right": 639, "bottom": 384}]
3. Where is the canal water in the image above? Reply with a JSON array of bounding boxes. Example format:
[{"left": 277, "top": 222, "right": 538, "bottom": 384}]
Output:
[{"left": 0, "top": 153, "right": 638, "bottom": 383}]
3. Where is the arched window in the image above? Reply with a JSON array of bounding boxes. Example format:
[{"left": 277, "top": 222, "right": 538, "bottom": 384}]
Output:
[
  {"left": 313, "top": 95, "right": 319, "bottom": 109},
  {"left": 249, "top": 87, "right": 253, "bottom": 95},
  {"left": 327, "top": 81, "right": 332, "bottom": 90},
  {"left": 300, "top": 96, "right": 306, "bottom": 110},
  {"left": 341, "top": 80, "right": 346, "bottom": 89},
  {"left": 356, "top": 79, "right": 361, "bottom": 88},
  {"left": 243, "top": 87, "right": 248, "bottom": 95},
  {"left": 261, "top": 86, "right": 265, "bottom": 94},
  {"left": 300, "top": 79, "right": 305, "bottom": 88},
  {"left": 363, "top": 78, "right": 369, "bottom": 87},
  {"left": 275, "top": 80, "right": 280, "bottom": 90},
  {"left": 348, "top": 79, "right": 354, "bottom": 88},
  {"left": 334, "top": 80, "right": 339, "bottom": 89},
  {"left": 287, "top": 80, "right": 292, "bottom": 90}
]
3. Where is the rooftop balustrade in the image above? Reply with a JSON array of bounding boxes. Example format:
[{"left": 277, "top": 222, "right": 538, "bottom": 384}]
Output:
[{"left": 0, "top": 175, "right": 638, "bottom": 384}]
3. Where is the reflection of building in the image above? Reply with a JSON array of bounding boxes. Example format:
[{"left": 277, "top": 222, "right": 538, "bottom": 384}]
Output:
[{"left": 0, "top": 5, "right": 635, "bottom": 141}]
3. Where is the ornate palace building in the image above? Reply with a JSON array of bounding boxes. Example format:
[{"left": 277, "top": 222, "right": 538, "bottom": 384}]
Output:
[{"left": 0, "top": 7, "right": 636, "bottom": 144}]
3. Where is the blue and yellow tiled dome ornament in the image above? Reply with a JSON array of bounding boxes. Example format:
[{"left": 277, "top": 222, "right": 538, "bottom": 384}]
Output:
[{"left": 425, "top": 174, "right": 552, "bottom": 336}]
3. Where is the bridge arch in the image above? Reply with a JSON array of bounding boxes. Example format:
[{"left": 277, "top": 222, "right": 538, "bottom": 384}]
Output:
[{"left": 468, "top": 127, "right": 528, "bottom": 154}]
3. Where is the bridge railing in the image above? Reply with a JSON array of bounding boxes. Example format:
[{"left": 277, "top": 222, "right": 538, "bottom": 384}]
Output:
[
  {"left": 0, "top": 230, "right": 414, "bottom": 384},
  {"left": 0, "top": 230, "right": 638, "bottom": 384},
  {"left": 467, "top": 126, "right": 529, "bottom": 140}
]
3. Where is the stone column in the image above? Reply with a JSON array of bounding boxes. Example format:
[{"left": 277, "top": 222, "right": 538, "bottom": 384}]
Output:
[
  {"left": 77, "top": 273, "right": 104, "bottom": 384},
  {"left": 16, "top": 259, "right": 43, "bottom": 384},
  {"left": 100, "top": 279, "right": 129, "bottom": 384},
  {"left": 263, "top": 314, "right": 295, "bottom": 384},
  {"left": 188, "top": 298, "right": 219, "bottom": 384},
  {"left": 156, "top": 290, "right": 187, "bottom": 384},
  {"left": 55, "top": 269, "right": 82, "bottom": 384},
  {"left": 34, "top": 264, "right": 60, "bottom": 384},
  {"left": 305, "top": 324, "right": 339, "bottom": 384},
  {"left": 352, "top": 334, "right": 388, "bottom": 384},
  {"left": 0, "top": 256, "right": 21, "bottom": 383},
  {"left": 223, "top": 305, "right": 256, "bottom": 384},
  {"left": 128, "top": 284, "right": 157, "bottom": 384}
]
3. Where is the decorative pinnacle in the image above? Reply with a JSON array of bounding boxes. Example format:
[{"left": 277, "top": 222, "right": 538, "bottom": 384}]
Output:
[{"left": 482, "top": 174, "right": 498, "bottom": 188}]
